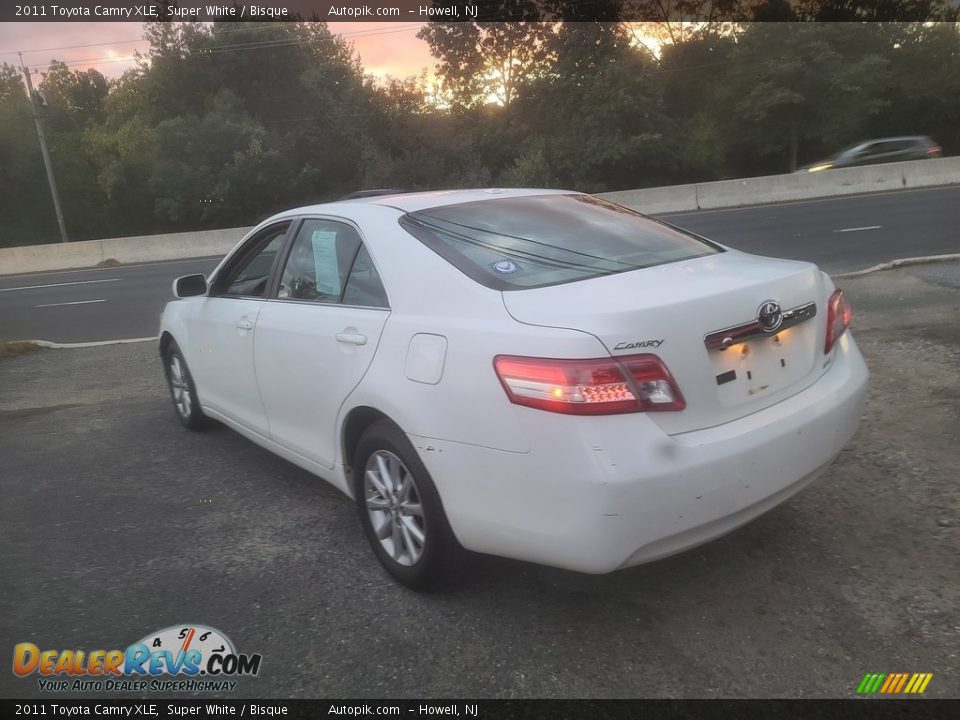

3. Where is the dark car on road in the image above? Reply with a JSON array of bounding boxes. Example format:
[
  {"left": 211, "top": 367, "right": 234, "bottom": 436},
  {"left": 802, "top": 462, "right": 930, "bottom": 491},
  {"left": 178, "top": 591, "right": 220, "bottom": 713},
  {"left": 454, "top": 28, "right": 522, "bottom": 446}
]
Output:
[{"left": 801, "top": 136, "right": 942, "bottom": 172}]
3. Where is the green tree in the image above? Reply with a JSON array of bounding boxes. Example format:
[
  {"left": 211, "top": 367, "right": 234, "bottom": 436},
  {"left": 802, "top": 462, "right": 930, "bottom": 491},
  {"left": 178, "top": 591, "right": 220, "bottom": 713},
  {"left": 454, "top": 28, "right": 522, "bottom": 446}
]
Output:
[
  {"left": 651, "top": 28, "right": 738, "bottom": 181},
  {"left": 794, "top": 0, "right": 957, "bottom": 21},
  {"left": 4, "top": 17, "right": 960, "bottom": 247},
  {"left": 723, "top": 23, "right": 892, "bottom": 172},
  {"left": 29, "top": 62, "right": 112, "bottom": 240},
  {"left": 418, "top": 10, "right": 556, "bottom": 108},
  {"left": 875, "top": 22, "right": 960, "bottom": 154},
  {"left": 0, "top": 63, "right": 60, "bottom": 246},
  {"left": 37, "top": 61, "right": 108, "bottom": 127},
  {"left": 361, "top": 76, "right": 492, "bottom": 189},
  {"left": 504, "top": 22, "right": 670, "bottom": 190},
  {"left": 85, "top": 21, "right": 375, "bottom": 235}
]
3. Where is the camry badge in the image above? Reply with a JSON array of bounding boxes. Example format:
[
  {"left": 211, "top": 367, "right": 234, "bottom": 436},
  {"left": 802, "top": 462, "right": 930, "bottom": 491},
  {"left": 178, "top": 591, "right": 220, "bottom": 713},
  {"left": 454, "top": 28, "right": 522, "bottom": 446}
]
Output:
[
  {"left": 757, "top": 300, "right": 783, "bottom": 333},
  {"left": 614, "top": 339, "right": 664, "bottom": 351}
]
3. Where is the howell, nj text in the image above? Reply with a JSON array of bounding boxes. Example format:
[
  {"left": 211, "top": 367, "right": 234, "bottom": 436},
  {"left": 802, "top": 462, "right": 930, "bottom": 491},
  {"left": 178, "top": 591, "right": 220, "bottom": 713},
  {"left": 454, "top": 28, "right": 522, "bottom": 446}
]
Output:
[
  {"left": 415, "top": 5, "right": 478, "bottom": 17},
  {"left": 417, "top": 707, "right": 478, "bottom": 717}
]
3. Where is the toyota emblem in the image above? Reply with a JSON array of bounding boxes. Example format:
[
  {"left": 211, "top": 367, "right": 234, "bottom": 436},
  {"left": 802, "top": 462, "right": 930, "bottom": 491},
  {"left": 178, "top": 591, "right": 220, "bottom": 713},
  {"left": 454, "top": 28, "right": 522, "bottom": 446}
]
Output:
[{"left": 758, "top": 300, "right": 783, "bottom": 332}]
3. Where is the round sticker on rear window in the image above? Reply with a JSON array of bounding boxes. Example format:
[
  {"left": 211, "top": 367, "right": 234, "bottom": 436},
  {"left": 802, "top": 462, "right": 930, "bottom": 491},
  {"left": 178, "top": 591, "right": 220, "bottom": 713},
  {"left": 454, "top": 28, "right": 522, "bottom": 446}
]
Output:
[{"left": 491, "top": 259, "right": 520, "bottom": 274}]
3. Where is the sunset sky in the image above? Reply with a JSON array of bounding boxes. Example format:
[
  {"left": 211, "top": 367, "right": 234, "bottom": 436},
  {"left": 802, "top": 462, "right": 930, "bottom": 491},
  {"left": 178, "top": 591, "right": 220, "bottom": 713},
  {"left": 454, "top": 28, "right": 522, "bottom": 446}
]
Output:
[{"left": 0, "top": 22, "right": 435, "bottom": 81}]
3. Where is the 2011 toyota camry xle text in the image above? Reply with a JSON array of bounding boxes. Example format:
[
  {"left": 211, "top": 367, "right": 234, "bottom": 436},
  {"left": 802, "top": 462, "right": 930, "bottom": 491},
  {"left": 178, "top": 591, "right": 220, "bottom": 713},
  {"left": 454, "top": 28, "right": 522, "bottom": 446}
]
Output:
[{"left": 159, "top": 189, "right": 869, "bottom": 590}]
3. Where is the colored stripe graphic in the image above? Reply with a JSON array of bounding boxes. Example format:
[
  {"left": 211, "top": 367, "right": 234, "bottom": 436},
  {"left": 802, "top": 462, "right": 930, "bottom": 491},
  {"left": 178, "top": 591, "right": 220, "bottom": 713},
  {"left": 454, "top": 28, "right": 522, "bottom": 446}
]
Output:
[
  {"left": 856, "top": 673, "right": 885, "bottom": 694},
  {"left": 857, "top": 672, "right": 932, "bottom": 694},
  {"left": 906, "top": 673, "right": 934, "bottom": 694},
  {"left": 880, "top": 674, "right": 898, "bottom": 693}
]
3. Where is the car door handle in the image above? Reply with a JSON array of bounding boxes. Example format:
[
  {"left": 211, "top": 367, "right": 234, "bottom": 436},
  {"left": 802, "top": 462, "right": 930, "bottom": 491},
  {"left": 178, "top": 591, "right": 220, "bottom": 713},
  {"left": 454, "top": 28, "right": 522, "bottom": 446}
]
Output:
[
  {"left": 335, "top": 332, "right": 367, "bottom": 346},
  {"left": 236, "top": 319, "right": 254, "bottom": 331}
]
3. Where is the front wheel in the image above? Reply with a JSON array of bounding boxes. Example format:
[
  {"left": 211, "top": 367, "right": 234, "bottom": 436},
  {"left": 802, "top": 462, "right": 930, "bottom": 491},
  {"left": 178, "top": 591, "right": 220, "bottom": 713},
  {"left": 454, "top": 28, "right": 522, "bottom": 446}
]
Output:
[
  {"left": 163, "top": 341, "right": 207, "bottom": 431},
  {"left": 354, "top": 420, "right": 463, "bottom": 591}
]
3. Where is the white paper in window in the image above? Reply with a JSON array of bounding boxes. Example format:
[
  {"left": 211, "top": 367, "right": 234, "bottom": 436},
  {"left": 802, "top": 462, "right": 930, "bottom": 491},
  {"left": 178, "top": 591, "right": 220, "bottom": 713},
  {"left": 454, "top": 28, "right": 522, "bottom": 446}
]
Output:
[{"left": 311, "top": 230, "right": 340, "bottom": 296}]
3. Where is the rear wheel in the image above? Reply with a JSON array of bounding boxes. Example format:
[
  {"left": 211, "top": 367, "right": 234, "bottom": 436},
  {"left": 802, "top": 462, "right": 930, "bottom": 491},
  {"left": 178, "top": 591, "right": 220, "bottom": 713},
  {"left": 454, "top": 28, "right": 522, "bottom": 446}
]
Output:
[
  {"left": 164, "top": 341, "right": 207, "bottom": 430},
  {"left": 354, "top": 420, "right": 462, "bottom": 590}
]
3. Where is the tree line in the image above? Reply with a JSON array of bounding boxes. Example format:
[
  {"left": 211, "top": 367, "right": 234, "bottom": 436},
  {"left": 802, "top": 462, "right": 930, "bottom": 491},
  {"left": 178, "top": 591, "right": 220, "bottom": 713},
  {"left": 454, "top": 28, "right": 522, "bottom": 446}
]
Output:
[{"left": 1, "top": 10, "right": 958, "bottom": 246}]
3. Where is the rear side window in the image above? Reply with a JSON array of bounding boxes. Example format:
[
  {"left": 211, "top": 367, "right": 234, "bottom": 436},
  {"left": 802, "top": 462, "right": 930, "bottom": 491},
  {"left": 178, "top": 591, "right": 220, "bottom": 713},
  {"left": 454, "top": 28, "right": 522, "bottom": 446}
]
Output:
[
  {"left": 399, "top": 194, "right": 721, "bottom": 290},
  {"left": 277, "top": 218, "right": 389, "bottom": 308},
  {"left": 342, "top": 245, "right": 389, "bottom": 308}
]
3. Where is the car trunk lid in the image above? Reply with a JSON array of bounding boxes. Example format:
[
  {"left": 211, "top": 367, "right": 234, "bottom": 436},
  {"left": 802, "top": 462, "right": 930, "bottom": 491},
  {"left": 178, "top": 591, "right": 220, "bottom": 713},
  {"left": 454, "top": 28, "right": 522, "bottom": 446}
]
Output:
[{"left": 501, "top": 250, "right": 829, "bottom": 435}]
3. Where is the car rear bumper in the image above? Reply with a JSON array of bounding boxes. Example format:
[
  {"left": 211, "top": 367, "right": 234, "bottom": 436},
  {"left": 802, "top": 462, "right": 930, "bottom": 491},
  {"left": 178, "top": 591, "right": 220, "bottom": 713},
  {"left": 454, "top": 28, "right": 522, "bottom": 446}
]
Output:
[{"left": 409, "top": 334, "right": 869, "bottom": 574}]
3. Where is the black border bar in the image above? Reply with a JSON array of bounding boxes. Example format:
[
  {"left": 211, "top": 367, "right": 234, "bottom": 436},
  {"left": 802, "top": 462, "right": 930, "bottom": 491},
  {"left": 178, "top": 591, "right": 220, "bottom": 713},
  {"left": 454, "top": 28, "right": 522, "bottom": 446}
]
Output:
[
  {"left": 2, "top": 699, "right": 959, "bottom": 719},
  {"left": 3, "top": 0, "right": 958, "bottom": 23}
]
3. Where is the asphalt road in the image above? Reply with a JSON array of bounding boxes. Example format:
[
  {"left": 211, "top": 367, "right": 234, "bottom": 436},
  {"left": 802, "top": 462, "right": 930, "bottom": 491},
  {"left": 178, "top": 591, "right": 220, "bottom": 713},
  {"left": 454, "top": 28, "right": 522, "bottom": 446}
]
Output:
[
  {"left": 660, "top": 185, "right": 960, "bottom": 272},
  {"left": 0, "top": 257, "right": 218, "bottom": 344},
  {"left": 1, "top": 262, "right": 958, "bottom": 699},
  {"left": 1, "top": 185, "right": 958, "bottom": 344}
]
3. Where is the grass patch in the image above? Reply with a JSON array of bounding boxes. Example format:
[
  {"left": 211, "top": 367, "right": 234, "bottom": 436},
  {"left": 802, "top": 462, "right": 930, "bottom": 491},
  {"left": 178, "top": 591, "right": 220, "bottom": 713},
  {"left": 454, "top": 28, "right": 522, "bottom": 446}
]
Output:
[{"left": 0, "top": 341, "right": 42, "bottom": 360}]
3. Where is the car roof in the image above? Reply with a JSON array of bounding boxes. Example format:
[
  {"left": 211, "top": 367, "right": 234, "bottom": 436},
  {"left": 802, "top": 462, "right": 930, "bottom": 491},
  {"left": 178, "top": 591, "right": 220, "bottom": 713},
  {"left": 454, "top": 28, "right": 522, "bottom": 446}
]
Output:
[
  {"left": 833, "top": 136, "right": 933, "bottom": 157},
  {"left": 264, "top": 188, "right": 574, "bottom": 224},
  {"left": 850, "top": 136, "right": 932, "bottom": 148},
  {"left": 867, "top": 136, "right": 931, "bottom": 143}
]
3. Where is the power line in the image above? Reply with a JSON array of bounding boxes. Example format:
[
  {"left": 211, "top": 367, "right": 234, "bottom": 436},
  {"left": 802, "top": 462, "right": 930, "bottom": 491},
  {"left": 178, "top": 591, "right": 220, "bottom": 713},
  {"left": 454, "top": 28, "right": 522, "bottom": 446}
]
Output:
[{"left": 2, "top": 38, "right": 143, "bottom": 57}]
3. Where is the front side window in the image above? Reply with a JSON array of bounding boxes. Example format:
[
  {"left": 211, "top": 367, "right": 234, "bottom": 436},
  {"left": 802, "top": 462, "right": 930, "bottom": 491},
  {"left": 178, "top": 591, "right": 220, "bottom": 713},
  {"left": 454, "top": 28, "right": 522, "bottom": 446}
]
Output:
[
  {"left": 277, "top": 219, "right": 362, "bottom": 303},
  {"left": 400, "top": 194, "right": 721, "bottom": 290},
  {"left": 219, "top": 223, "right": 289, "bottom": 298}
]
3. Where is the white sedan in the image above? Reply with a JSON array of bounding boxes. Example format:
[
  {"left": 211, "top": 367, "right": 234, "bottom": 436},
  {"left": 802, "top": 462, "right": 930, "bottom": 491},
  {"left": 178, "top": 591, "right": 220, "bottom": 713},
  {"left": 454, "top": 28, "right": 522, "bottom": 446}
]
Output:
[{"left": 159, "top": 189, "right": 869, "bottom": 590}]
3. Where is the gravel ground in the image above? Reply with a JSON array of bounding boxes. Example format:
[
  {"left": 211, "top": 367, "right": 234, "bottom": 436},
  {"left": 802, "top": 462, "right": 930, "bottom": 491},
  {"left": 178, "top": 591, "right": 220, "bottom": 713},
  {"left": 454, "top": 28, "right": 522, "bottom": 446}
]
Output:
[{"left": 1, "top": 263, "right": 957, "bottom": 699}]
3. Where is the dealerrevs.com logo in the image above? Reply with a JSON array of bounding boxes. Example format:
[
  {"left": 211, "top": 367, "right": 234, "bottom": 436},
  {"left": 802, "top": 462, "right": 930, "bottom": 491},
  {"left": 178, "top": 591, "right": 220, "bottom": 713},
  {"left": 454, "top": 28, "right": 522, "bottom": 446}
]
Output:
[{"left": 13, "top": 624, "right": 262, "bottom": 693}]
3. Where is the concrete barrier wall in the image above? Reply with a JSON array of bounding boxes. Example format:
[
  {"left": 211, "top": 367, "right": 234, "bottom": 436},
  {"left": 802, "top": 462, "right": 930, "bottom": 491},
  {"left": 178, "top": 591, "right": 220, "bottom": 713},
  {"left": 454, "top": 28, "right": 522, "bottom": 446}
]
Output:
[
  {"left": 98, "top": 227, "right": 252, "bottom": 265},
  {"left": 0, "top": 227, "right": 251, "bottom": 276},
  {"left": 598, "top": 183, "right": 699, "bottom": 216},
  {"left": 2, "top": 155, "right": 959, "bottom": 276},
  {"left": 600, "top": 155, "right": 960, "bottom": 214}
]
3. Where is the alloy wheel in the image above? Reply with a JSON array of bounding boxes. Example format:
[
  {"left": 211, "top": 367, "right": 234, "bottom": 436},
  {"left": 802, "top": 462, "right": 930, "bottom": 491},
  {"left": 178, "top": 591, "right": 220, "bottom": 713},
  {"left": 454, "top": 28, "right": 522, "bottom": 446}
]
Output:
[
  {"left": 168, "top": 354, "right": 192, "bottom": 419},
  {"left": 363, "top": 450, "right": 426, "bottom": 566}
]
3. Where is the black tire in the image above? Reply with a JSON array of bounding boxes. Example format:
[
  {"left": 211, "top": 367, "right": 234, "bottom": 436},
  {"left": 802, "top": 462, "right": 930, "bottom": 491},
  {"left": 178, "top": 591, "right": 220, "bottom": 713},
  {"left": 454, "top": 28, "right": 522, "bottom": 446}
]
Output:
[
  {"left": 354, "top": 420, "right": 463, "bottom": 591},
  {"left": 163, "top": 340, "right": 208, "bottom": 431}
]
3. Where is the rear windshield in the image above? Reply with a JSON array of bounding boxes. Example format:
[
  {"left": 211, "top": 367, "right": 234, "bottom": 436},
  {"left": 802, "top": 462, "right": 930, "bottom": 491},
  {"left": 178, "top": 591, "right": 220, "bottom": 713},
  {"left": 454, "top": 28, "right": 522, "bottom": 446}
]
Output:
[{"left": 399, "top": 194, "right": 722, "bottom": 290}]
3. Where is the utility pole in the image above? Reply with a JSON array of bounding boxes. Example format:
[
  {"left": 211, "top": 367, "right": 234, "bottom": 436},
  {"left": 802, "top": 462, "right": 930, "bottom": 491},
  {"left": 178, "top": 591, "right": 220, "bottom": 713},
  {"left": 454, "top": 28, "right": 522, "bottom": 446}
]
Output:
[{"left": 19, "top": 52, "right": 69, "bottom": 244}]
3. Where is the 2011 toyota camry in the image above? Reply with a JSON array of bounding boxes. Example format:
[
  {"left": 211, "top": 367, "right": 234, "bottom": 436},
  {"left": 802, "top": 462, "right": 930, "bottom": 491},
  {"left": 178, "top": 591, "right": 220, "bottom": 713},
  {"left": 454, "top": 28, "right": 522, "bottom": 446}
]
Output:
[{"left": 159, "top": 189, "right": 869, "bottom": 590}]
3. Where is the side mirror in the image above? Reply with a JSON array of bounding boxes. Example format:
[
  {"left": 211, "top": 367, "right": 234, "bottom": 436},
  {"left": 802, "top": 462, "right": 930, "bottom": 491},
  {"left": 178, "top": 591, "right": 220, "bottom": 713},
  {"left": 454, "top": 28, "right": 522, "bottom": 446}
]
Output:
[{"left": 173, "top": 274, "right": 207, "bottom": 298}]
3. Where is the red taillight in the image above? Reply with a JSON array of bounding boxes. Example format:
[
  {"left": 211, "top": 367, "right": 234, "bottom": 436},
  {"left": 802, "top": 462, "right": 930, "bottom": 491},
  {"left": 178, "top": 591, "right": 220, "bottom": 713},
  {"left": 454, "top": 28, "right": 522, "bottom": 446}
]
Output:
[
  {"left": 824, "top": 288, "right": 853, "bottom": 354},
  {"left": 493, "top": 354, "right": 686, "bottom": 415},
  {"left": 927, "top": 145, "right": 942, "bottom": 156}
]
